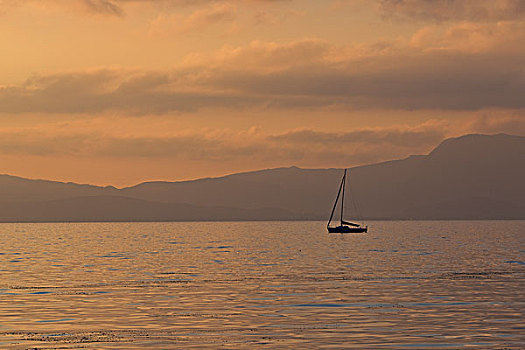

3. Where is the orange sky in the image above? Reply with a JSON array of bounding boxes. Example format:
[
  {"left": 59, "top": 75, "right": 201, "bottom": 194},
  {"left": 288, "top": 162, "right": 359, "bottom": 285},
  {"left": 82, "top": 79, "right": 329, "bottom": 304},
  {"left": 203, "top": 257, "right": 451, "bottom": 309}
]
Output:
[{"left": 1, "top": 0, "right": 524, "bottom": 186}]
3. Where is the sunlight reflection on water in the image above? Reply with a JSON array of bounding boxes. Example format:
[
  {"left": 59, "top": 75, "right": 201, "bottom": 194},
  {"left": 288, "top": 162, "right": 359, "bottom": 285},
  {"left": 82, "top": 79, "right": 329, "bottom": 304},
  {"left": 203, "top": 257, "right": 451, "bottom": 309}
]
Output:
[{"left": 0, "top": 221, "right": 523, "bottom": 348}]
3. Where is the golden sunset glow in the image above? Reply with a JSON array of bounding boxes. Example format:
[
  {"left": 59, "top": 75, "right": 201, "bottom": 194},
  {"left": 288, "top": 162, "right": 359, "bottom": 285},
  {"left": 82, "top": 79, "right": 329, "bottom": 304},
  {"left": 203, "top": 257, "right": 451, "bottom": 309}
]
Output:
[{"left": 1, "top": 0, "right": 524, "bottom": 186}]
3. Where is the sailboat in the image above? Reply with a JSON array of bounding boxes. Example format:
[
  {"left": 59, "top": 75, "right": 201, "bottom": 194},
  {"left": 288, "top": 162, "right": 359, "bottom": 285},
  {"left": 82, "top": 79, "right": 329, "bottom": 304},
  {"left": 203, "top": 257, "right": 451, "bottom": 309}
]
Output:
[{"left": 327, "top": 169, "right": 368, "bottom": 233}]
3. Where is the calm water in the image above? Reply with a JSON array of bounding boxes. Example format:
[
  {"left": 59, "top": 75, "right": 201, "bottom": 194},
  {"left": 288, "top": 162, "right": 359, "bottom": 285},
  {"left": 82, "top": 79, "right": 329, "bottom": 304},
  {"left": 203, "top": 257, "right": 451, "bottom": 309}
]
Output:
[{"left": 0, "top": 221, "right": 523, "bottom": 349}]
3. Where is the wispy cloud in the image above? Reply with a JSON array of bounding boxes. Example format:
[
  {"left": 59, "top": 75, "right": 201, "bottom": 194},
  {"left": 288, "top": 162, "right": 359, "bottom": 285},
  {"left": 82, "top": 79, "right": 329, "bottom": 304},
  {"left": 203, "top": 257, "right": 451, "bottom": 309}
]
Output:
[
  {"left": 0, "top": 0, "right": 289, "bottom": 17},
  {"left": 270, "top": 127, "right": 446, "bottom": 148},
  {"left": 185, "top": 2, "right": 236, "bottom": 27},
  {"left": 150, "top": 2, "right": 237, "bottom": 35},
  {"left": 81, "top": 0, "right": 124, "bottom": 16},
  {"left": 1, "top": 115, "right": 522, "bottom": 166},
  {"left": 378, "top": 0, "right": 525, "bottom": 22}
]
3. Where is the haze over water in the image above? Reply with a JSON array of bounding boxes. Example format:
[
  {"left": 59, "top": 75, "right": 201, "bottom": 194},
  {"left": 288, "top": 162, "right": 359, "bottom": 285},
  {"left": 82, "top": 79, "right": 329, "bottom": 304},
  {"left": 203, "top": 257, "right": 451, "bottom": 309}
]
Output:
[{"left": 0, "top": 221, "right": 523, "bottom": 348}]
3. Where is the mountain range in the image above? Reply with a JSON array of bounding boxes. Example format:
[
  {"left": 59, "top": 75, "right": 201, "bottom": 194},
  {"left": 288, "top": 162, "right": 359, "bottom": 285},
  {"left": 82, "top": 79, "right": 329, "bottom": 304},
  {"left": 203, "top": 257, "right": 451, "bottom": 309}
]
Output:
[{"left": 0, "top": 133, "right": 523, "bottom": 222}]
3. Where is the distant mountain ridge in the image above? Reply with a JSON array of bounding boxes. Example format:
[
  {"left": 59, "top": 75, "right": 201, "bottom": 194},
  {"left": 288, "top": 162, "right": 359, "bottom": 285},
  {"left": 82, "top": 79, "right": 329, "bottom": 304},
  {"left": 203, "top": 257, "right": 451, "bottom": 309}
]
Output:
[
  {"left": 0, "top": 133, "right": 523, "bottom": 222},
  {"left": 0, "top": 196, "right": 301, "bottom": 222}
]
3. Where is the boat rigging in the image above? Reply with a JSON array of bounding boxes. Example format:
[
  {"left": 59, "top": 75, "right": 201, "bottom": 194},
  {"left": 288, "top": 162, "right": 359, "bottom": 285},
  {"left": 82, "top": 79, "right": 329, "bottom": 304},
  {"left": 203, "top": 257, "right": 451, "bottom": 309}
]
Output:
[{"left": 327, "top": 169, "right": 368, "bottom": 233}]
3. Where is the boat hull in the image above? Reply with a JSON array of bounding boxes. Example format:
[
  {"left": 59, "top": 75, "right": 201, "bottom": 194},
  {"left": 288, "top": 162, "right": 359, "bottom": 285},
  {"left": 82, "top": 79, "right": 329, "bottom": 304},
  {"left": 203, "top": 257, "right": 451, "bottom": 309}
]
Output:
[{"left": 328, "top": 226, "right": 367, "bottom": 233}]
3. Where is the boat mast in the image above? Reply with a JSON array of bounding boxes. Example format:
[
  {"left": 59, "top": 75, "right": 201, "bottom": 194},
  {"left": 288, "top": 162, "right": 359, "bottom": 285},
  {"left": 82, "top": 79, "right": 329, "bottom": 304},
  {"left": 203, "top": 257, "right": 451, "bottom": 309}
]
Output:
[
  {"left": 340, "top": 169, "right": 346, "bottom": 226},
  {"left": 327, "top": 170, "right": 345, "bottom": 228}
]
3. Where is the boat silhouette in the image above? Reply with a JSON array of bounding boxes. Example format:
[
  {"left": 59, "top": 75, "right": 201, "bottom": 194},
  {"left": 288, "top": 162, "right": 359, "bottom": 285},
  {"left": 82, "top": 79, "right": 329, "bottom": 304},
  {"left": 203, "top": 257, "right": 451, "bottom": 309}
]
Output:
[{"left": 327, "top": 169, "right": 368, "bottom": 233}]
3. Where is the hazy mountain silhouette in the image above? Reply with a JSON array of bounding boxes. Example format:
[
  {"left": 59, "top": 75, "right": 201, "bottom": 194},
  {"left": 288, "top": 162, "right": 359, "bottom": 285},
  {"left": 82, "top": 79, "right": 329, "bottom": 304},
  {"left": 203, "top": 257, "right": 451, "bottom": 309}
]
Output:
[
  {"left": 0, "top": 133, "right": 523, "bottom": 222},
  {"left": 0, "top": 174, "right": 118, "bottom": 202},
  {"left": 0, "top": 196, "right": 301, "bottom": 222}
]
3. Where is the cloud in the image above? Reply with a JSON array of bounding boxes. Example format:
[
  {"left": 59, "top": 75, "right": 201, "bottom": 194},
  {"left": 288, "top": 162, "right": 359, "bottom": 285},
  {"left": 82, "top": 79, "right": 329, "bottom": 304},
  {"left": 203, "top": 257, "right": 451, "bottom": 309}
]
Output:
[
  {"left": 0, "top": 129, "right": 277, "bottom": 161},
  {"left": 203, "top": 39, "right": 333, "bottom": 71},
  {"left": 463, "top": 112, "right": 525, "bottom": 136},
  {"left": 0, "top": 69, "right": 263, "bottom": 114},
  {"left": 4, "top": 0, "right": 524, "bottom": 21},
  {"left": 150, "top": 1, "right": 237, "bottom": 35},
  {"left": 81, "top": 0, "right": 124, "bottom": 16},
  {"left": 1, "top": 22, "right": 525, "bottom": 115},
  {"left": 0, "top": 0, "right": 126, "bottom": 16},
  {"left": 378, "top": 0, "right": 525, "bottom": 22},
  {"left": 1, "top": 115, "right": 522, "bottom": 168},
  {"left": 185, "top": 2, "right": 236, "bottom": 27},
  {"left": 270, "top": 126, "right": 446, "bottom": 148},
  {"left": 0, "top": 0, "right": 289, "bottom": 17}
]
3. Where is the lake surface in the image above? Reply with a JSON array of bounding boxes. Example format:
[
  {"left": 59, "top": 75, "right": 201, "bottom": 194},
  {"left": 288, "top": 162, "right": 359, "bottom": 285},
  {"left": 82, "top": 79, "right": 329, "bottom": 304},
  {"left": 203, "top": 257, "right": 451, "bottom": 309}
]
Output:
[{"left": 0, "top": 221, "right": 523, "bottom": 349}]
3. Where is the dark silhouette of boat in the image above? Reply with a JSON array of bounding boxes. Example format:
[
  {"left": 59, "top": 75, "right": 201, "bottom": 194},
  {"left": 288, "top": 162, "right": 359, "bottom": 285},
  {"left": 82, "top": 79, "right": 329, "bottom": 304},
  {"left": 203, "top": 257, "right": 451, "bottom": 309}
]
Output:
[{"left": 327, "top": 169, "right": 368, "bottom": 233}]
